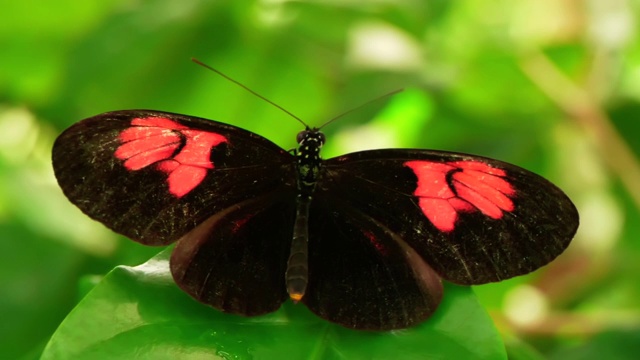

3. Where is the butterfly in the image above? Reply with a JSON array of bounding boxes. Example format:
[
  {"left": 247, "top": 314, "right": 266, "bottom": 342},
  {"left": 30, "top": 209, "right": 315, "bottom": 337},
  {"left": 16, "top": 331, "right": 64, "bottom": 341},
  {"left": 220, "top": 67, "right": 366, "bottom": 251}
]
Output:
[{"left": 52, "top": 109, "right": 579, "bottom": 331}]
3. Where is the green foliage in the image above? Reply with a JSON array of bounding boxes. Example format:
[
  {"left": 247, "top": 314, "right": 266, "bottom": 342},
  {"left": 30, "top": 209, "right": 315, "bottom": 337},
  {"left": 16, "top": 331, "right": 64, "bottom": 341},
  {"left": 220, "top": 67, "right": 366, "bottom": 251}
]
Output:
[{"left": 1, "top": 0, "right": 639, "bottom": 358}]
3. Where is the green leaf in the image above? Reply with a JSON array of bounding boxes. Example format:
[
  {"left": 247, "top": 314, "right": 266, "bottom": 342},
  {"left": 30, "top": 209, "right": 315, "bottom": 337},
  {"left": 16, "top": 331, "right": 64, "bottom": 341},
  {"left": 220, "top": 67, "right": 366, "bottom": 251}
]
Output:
[{"left": 42, "top": 249, "right": 506, "bottom": 359}]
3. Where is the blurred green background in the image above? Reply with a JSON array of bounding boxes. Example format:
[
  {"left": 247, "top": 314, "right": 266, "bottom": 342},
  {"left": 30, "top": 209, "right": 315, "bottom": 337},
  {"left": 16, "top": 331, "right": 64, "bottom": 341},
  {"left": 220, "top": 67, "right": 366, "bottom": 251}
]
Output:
[{"left": 2, "top": 0, "right": 640, "bottom": 359}]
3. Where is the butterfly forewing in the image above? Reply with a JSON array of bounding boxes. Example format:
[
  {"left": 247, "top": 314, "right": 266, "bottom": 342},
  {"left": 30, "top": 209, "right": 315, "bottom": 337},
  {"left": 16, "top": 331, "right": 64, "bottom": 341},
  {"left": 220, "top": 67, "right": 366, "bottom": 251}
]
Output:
[
  {"left": 52, "top": 110, "right": 296, "bottom": 245},
  {"left": 321, "top": 149, "right": 579, "bottom": 285}
]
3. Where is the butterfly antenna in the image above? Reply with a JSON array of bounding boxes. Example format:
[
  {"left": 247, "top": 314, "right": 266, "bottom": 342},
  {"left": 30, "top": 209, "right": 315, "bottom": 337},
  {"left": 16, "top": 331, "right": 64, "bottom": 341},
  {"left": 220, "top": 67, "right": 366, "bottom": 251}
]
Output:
[
  {"left": 318, "top": 89, "right": 404, "bottom": 130},
  {"left": 191, "top": 58, "right": 308, "bottom": 127}
]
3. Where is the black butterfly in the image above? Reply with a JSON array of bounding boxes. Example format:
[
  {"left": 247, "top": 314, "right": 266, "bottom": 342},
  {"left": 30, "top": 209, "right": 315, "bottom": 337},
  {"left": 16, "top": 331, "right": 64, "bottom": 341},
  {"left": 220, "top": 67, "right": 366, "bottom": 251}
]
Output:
[{"left": 52, "top": 110, "right": 578, "bottom": 330}]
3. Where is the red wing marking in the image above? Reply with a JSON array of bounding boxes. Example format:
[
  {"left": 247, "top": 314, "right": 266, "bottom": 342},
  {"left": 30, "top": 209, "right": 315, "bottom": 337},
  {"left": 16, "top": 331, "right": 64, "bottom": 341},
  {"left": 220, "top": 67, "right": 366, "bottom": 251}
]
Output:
[
  {"left": 404, "top": 160, "right": 516, "bottom": 232},
  {"left": 115, "top": 117, "right": 227, "bottom": 197},
  {"left": 362, "top": 229, "right": 388, "bottom": 255},
  {"left": 231, "top": 213, "right": 256, "bottom": 234}
]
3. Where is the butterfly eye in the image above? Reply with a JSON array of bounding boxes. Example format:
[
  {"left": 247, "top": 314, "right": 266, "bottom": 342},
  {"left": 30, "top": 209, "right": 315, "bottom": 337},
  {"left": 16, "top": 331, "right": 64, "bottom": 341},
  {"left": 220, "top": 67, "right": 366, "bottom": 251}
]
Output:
[
  {"left": 315, "top": 131, "right": 326, "bottom": 146},
  {"left": 296, "top": 130, "right": 309, "bottom": 144}
]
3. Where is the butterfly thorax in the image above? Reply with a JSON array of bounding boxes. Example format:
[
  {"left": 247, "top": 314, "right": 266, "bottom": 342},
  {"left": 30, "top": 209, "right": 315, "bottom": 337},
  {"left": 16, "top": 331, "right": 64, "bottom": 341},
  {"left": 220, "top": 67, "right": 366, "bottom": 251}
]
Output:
[{"left": 294, "top": 128, "right": 325, "bottom": 195}]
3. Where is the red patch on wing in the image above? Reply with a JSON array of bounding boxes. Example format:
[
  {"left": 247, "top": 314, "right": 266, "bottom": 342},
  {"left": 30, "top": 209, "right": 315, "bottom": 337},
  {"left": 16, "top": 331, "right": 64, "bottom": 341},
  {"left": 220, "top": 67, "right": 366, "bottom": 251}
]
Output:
[
  {"left": 404, "top": 160, "right": 516, "bottom": 232},
  {"left": 115, "top": 117, "right": 227, "bottom": 197},
  {"left": 362, "top": 229, "right": 388, "bottom": 255}
]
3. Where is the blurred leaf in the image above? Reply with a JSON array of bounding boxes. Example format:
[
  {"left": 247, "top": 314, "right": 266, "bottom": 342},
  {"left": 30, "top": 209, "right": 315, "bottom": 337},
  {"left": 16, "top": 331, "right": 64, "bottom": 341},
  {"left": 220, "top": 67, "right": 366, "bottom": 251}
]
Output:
[
  {"left": 550, "top": 329, "right": 640, "bottom": 360},
  {"left": 504, "top": 334, "right": 547, "bottom": 360},
  {"left": 0, "top": 221, "right": 81, "bottom": 359}
]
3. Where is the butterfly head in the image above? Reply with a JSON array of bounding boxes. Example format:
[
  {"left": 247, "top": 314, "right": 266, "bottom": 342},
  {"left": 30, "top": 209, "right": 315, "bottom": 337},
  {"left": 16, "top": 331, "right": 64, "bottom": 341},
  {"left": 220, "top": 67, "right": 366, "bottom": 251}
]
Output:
[{"left": 296, "top": 127, "right": 325, "bottom": 147}]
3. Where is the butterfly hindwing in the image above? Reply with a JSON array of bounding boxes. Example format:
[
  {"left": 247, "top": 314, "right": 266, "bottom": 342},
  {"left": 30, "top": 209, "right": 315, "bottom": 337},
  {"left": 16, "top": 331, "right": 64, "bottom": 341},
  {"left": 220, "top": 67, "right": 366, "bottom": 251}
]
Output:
[
  {"left": 321, "top": 149, "right": 579, "bottom": 285},
  {"left": 170, "top": 191, "right": 296, "bottom": 316},
  {"left": 303, "top": 198, "right": 444, "bottom": 330},
  {"left": 52, "top": 110, "right": 296, "bottom": 245}
]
